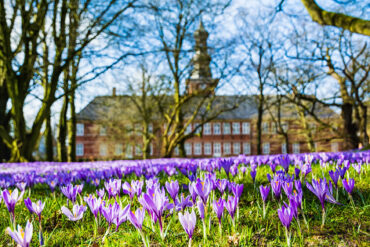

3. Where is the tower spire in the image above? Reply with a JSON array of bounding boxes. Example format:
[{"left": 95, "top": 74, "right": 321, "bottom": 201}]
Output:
[{"left": 186, "top": 20, "right": 218, "bottom": 95}]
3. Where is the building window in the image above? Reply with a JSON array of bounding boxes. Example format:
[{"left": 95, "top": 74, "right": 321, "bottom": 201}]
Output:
[
  {"left": 262, "top": 143, "right": 270, "bottom": 155},
  {"left": 126, "top": 144, "right": 133, "bottom": 158},
  {"left": 281, "top": 143, "right": 287, "bottom": 154},
  {"left": 331, "top": 142, "right": 339, "bottom": 152},
  {"left": 242, "top": 122, "right": 250, "bottom": 135},
  {"left": 204, "top": 143, "right": 212, "bottom": 155},
  {"left": 115, "top": 144, "right": 123, "bottom": 155},
  {"left": 194, "top": 143, "right": 202, "bottom": 155},
  {"left": 185, "top": 143, "right": 192, "bottom": 155},
  {"left": 293, "top": 143, "right": 300, "bottom": 154},
  {"left": 150, "top": 143, "right": 154, "bottom": 156},
  {"left": 99, "top": 143, "right": 108, "bottom": 156},
  {"left": 223, "top": 122, "right": 231, "bottom": 134},
  {"left": 213, "top": 142, "right": 221, "bottom": 157},
  {"left": 223, "top": 142, "right": 231, "bottom": 155},
  {"left": 262, "top": 122, "right": 269, "bottom": 133},
  {"left": 148, "top": 124, "right": 153, "bottom": 133},
  {"left": 243, "top": 142, "right": 251, "bottom": 155},
  {"left": 135, "top": 144, "right": 142, "bottom": 156},
  {"left": 76, "top": 143, "right": 84, "bottom": 156},
  {"left": 282, "top": 122, "right": 288, "bottom": 132},
  {"left": 100, "top": 126, "right": 107, "bottom": 136},
  {"left": 213, "top": 123, "right": 221, "bottom": 135},
  {"left": 185, "top": 124, "right": 192, "bottom": 134},
  {"left": 204, "top": 123, "right": 211, "bottom": 135},
  {"left": 271, "top": 123, "right": 277, "bottom": 134},
  {"left": 77, "top": 123, "right": 84, "bottom": 136},
  {"left": 232, "top": 122, "right": 240, "bottom": 135},
  {"left": 135, "top": 124, "right": 141, "bottom": 136},
  {"left": 174, "top": 146, "right": 179, "bottom": 156},
  {"left": 233, "top": 142, "right": 241, "bottom": 154}
]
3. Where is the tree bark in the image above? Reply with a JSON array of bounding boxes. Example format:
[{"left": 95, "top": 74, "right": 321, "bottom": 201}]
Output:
[
  {"left": 45, "top": 111, "right": 54, "bottom": 161},
  {"left": 301, "top": 0, "right": 370, "bottom": 36}
]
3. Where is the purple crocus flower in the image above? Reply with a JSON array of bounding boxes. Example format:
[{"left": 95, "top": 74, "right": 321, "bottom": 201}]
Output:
[
  {"left": 122, "top": 182, "right": 135, "bottom": 200},
  {"left": 84, "top": 195, "right": 102, "bottom": 219},
  {"left": 294, "top": 167, "right": 300, "bottom": 179},
  {"left": 352, "top": 163, "right": 361, "bottom": 175},
  {"left": 220, "top": 158, "right": 233, "bottom": 178},
  {"left": 271, "top": 177, "right": 282, "bottom": 199},
  {"left": 128, "top": 207, "right": 145, "bottom": 230},
  {"left": 101, "top": 202, "right": 120, "bottom": 227},
  {"left": 104, "top": 179, "right": 121, "bottom": 199},
  {"left": 165, "top": 180, "right": 179, "bottom": 202},
  {"left": 61, "top": 204, "right": 87, "bottom": 221},
  {"left": 215, "top": 179, "right": 228, "bottom": 195},
  {"left": 225, "top": 195, "right": 237, "bottom": 220},
  {"left": 278, "top": 154, "right": 290, "bottom": 173},
  {"left": 178, "top": 209, "right": 196, "bottom": 240},
  {"left": 193, "top": 179, "right": 211, "bottom": 205},
  {"left": 175, "top": 193, "right": 193, "bottom": 211},
  {"left": 282, "top": 181, "right": 294, "bottom": 196},
  {"left": 342, "top": 178, "right": 355, "bottom": 194},
  {"left": 259, "top": 185, "right": 270, "bottom": 202},
  {"left": 278, "top": 204, "right": 294, "bottom": 230},
  {"left": 131, "top": 180, "right": 144, "bottom": 197},
  {"left": 338, "top": 166, "right": 347, "bottom": 179},
  {"left": 197, "top": 200, "right": 205, "bottom": 220},
  {"left": 2, "top": 188, "right": 24, "bottom": 219},
  {"left": 60, "top": 184, "right": 79, "bottom": 204},
  {"left": 96, "top": 188, "right": 105, "bottom": 198},
  {"left": 250, "top": 169, "right": 257, "bottom": 182},
  {"left": 6, "top": 220, "right": 33, "bottom": 247},
  {"left": 24, "top": 198, "right": 45, "bottom": 220},
  {"left": 188, "top": 182, "right": 198, "bottom": 204},
  {"left": 230, "top": 183, "right": 244, "bottom": 202},
  {"left": 329, "top": 170, "right": 340, "bottom": 188},
  {"left": 269, "top": 162, "right": 277, "bottom": 173},
  {"left": 16, "top": 182, "right": 27, "bottom": 192},
  {"left": 301, "top": 163, "right": 312, "bottom": 178},
  {"left": 306, "top": 178, "right": 328, "bottom": 210},
  {"left": 113, "top": 204, "right": 130, "bottom": 231},
  {"left": 212, "top": 197, "right": 225, "bottom": 225}
]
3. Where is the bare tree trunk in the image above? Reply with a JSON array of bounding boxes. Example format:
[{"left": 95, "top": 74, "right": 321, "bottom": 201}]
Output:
[
  {"left": 45, "top": 111, "right": 54, "bottom": 161},
  {"left": 58, "top": 84, "right": 69, "bottom": 161},
  {"left": 341, "top": 103, "right": 359, "bottom": 150}
]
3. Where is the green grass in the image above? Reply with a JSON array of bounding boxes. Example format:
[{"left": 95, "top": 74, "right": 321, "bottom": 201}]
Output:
[{"left": 1, "top": 163, "right": 369, "bottom": 246}]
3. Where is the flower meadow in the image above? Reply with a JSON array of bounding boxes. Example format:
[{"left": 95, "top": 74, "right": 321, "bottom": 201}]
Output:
[{"left": 0, "top": 151, "right": 369, "bottom": 246}]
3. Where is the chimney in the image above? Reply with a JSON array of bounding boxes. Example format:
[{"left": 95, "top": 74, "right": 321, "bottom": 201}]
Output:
[{"left": 112, "top": 87, "right": 116, "bottom": 96}]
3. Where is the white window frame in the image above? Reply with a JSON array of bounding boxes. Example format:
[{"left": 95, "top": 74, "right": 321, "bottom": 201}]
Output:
[
  {"left": 213, "top": 142, "right": 221, "bottom": 157},
  {"left": 100, "top": 126, "right": 107, "bottom": 136},
  {"left": 281, "top": 143, "right": 287, "bottom": 154},
  {"left": 76, "top": 143, "right": 84, "bottom": 156},
  {"left": 233, "top": 142, "right": 241, "bottom": 155},
  {"left": 271, "top": 123, "right": 277, "bottom": 134},
  {"left": 243, "top": 142, "right": 251, "bottom": 155},
  {"left": 126, "top": 144, "right": 133, "bottom": 158},
  {"left": 148, "top": 123, "right": 153, "bottom": 133},
  {"left": 262, "top": 143, "right": 270, "bottom": 155},
  {"left": 174, "top": 146, "right": 179, "bottom": 156},
  {"left": 204, "top": 143, "right": 212, "bottom": 155},
  {"left": 194, "top": 143, "right": 202, "bottom": 155},
  {"left": 77, "top": 123, "right": 84, "bottom": 136},
  {"left": 115, "top": 144, "right": 123, "bottom": 155},
  {"left": 203, "top": 123, "right": 211, "bottom": 135},
  {"left": 242, "top": 122, "right": 250, "bottom": 135},
  {"left": 262, "top": 122, "right": 269, "bottom": 133},
  {"left": 185, "top": 143, "right": 192, "bottom": 155},
  {"left": 213, "top": 123, "right": 221, "bottom": 135},
  {"left": 232, "top": 122, "right": 240, "bottom": 135},
  {"left": 150, "top": 143, "right": 154, "bottom": 156},
  {"left": 223, "top": 122, "right": 231, "bottom": 135},
  {"left": 99, "top": 143, "right": 108, "bottom": 156},
  {"left": 223, "top": 142, "right": 231, "bottom": 155},
  {"left": 135, "top": 144, "right": 142, "bottom": 156},
  {"left": 293, "top": 143, "right": 300, "bottom": 154}
]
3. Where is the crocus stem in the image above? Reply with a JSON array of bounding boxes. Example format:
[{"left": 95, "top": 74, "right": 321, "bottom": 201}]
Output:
[
  {"left": 188, "top": 237, "right": 192, "bottom": 247},
  {"left": 139, "top": 230, "right": 149, "bottom": 247},
  {"left": 336, "top": 187, "right": 339, "bottom": 201},
  {"left": 301, "top": 208, "right": 309, "bottom": 230},
  {"left": 218, "top": 223, "right": 222, "bottom": 237},
  {"left": 94, "top": 217, "right": 98, "bottom": 237},
  {"left": 285, "top": 227, "right": 291, "bottom": 247},
  {"left": 202, "top": 220, "right": 207, "bottom": 242},
  {"left": 321, "top": 208, "right": 326, "bottom": 229},
  {"left": 262, "top": 201, "right": 266, "bottom": 218},
  {"left": 39, "top": 219, "right": 44, "bottom": 246},
  {"left": 237, "top": 206, "right": 240, "bottom": 221},
  {"left": 349, "top": 194, "right": 355, "bottom": 210}
]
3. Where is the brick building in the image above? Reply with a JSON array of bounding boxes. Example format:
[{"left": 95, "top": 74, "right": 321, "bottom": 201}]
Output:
[{"left": 75, "top": 22, "right": 344, "bottom": 160}]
